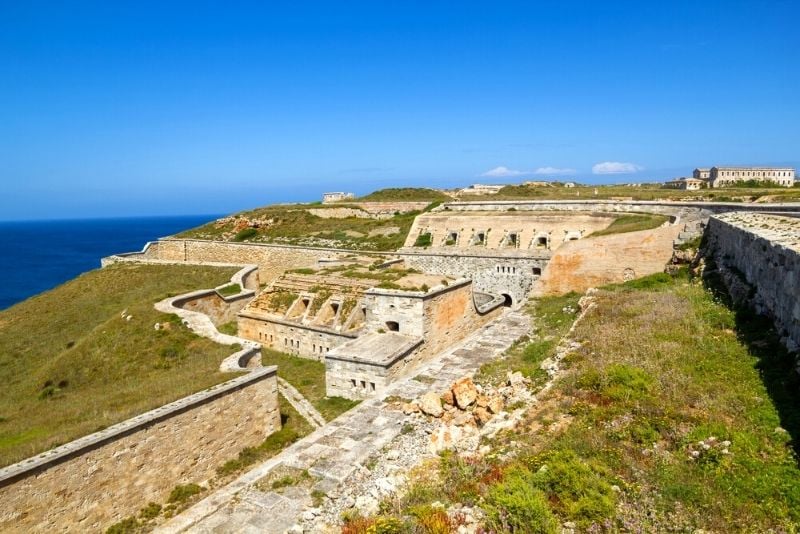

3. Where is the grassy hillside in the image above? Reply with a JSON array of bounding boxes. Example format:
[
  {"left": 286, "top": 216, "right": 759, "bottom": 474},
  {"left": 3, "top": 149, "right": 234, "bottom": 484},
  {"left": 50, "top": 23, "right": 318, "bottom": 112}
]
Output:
[
  {"left": 177, "top": 202, "right": 438, "bottom": 251},
  {"left": 357, "top": 271, "right": 800, "bottom": 532},
  {"left": 356, "top": 187, "right": 453, "bottom": 202},
  {"left": 0, "top": 263, "right": 240, "bottom": 467}
]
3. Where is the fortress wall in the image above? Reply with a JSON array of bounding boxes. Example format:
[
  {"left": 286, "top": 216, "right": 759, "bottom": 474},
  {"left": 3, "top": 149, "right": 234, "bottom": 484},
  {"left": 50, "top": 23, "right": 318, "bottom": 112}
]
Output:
[
  {"left": 237, "top": 314, "right": 356, "bottom": 361},
  {"left": 328, "top": 282, "right": 502, "bottom": 399},
  {"left": 353, "top": 201, "right": 430, "bottom": 215},
  {"left": 703, "top": 214, "right": 800, "bottom": 351},
  {"left": 153, "top": 240, "right": 355, "bottom": 286},
  {"left": 404, "top": 212, "right": 617, "bottom": 249},
  {"left": 397, "top": 252, "right": 546, "bottom": 305},
  {"left": 534, "top": 225, "right": 682, "bottom": 296},
  {"left": 177, "top": 290, "right": 253, "bottom": 326},
  {"left": 0, "top": 367, "right": 280, "bottom": 533},
  {"left": 368, "top": 282, "right": 501, "bottom": 374}
]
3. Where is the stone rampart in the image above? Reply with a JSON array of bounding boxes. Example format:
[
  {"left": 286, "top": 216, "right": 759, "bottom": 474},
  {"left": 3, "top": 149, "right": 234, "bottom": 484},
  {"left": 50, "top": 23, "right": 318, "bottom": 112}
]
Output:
[
  {"left": 702, "top": 213, "right": 800, "bottom": 351},
  {"left": 533, "top": 225, "right": 682, "bottom": 295},
  {"left": 440, "top": 199, "right": 800, "bottom": 217},
  {"left": 405, "top": 212, "right": 617, "bottom": 250},
  {"left": 237, "top": 314, "right": 358, "bottom": 361},
  {"left": 398, "top": 251, "right": 546, "bottom": 306},
  {"left": 0, "top": 367, "right": 280, "bottom": 533}
]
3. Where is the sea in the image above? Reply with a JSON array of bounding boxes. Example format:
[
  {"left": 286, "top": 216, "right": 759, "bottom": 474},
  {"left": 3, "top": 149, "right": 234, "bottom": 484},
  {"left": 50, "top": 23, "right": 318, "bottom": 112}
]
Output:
[{"left": 0, "top": 215, "right": 220, "bottom": 311}]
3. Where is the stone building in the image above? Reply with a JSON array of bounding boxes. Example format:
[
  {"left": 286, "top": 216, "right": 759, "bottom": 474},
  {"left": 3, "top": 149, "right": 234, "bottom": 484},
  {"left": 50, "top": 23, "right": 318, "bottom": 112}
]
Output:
[
  {"left": 692, "top": 168, "right": 711, "bottom": 180},
  {"left": 322, "top": 191, "right": 355, "bottom": 203},
  {"left": 694, "top": 166, "right": 795, "bottom": 188},
  {"left": 236, "top": 261, "right": 503, "bottom": 399},
  {"left": 665, "top": 177, "right": 706, "bottom": 190}
]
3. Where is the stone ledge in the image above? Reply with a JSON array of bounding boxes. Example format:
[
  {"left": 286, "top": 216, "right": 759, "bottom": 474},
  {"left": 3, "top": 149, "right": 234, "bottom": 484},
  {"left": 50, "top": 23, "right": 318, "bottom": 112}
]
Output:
[
  {"left": 0, "top": 366, "right": 277, "bottom": 487},
  {"left": 326, "top": 333, "right": 424, "bottom": 367}
]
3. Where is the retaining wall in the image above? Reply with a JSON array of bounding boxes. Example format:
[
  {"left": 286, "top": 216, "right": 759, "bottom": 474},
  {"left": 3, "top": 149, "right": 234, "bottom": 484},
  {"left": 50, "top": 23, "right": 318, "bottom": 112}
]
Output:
[
  {"left": 703, "top": 213, "right": 800, "bottom": 351},
  {"left": 533, "top": 225, "right": 682, "bottom": 295},
  {"left": 0, "top": 367, "right": 280, "bottom": 533}
]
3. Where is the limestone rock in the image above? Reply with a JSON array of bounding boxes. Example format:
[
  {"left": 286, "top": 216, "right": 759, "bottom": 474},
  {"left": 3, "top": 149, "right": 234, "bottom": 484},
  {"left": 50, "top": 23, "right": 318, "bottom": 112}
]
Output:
[
  {"left": 401, "top": 402, "right": 420, "bottom": 415},
  {"left": 355, "top": 495, "right": 379, "bottom": 515},
  {"left": 487, "top": 396, "right": 504, "bottom": 414},
  {"left": 441, "top": 389, "right": 455, "bottom": 406},
  {"left": 418, "top": 392, "right": 443, "bottom": 418},
  {"left": 452, "top": 377, "right": 478, "bottom": 409},
  {"left": 476, "top": 394, "right": 489, "bottom": 408},
  {"left": 452, "top": 412, "right": 474, "bottom": 427},
  {"left": 473, "top": 407, "right": 492, "bottom": 426},
  {"left": 507, "top": 371, "right": 526, "bottom": 387}
]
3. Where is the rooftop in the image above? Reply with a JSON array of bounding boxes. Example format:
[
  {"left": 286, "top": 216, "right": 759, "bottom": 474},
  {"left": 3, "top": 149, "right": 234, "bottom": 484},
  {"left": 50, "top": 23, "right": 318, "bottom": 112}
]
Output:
[{"left": 326, "top": 332, "right": 423, "bottom": 366}]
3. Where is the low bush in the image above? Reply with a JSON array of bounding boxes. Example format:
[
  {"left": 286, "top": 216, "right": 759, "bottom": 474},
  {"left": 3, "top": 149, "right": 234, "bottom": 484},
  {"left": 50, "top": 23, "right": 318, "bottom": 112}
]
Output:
[
  {"left": 167, "top": 483, "right": 203, "bottom": 504},
  {"left": 484, "top": 467, "right": 559, "bottom": 533},
  {"left": 233, "top": 227, "right": 258, "bottom": 241}
]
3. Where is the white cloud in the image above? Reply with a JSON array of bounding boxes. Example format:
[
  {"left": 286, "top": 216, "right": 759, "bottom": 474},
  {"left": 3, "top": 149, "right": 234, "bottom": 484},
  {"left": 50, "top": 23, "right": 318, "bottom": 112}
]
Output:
[
  {"left": 592, "top": 161, "right": 644, "bottom": 175},
  {"left": 480, "top": 166, "right": 527, "bottom": 178},
  {"left": 533, "top": 166, "right": 577, "bottom": 176}
]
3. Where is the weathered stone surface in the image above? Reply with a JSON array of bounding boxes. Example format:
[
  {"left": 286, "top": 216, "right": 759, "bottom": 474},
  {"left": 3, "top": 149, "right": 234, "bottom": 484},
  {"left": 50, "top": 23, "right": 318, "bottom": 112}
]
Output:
[
  {"left": 703, "top": 213, "right": 800, "bottom": 353},
  {"left": 452, "top": 377, "right": 479, "bottom": 409},
  {"left": 487, "top": 396, "right": 504, "bottom": 414},
  {"left": 473, "top": 407, "right": 492, "bottom": 426},
  {"left": 401, "top": 402, "right": 420, "bottom": 414},
  {"left": 418, "top": 392, "right": 444, "bottom": 417},
  {"left": 441, "top": 389, "right": 455, "bottom": 406}
]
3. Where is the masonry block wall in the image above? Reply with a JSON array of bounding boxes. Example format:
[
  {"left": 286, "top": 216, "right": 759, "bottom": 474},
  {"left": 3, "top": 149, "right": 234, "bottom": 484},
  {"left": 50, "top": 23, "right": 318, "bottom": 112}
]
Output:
[
  {"left": 703, "top": 213, "right": 800, "bottom": 351},
  {"left": 152, "top": 240, "right": 353, "bottom": 286},
  {"left": 534, "top": 225, "right": 682, "bottom": 296},
  {"left": 0, "top": 368, "right": 280, "bottom": 533},
  {"left": 237, "top": 315, "right": 356, "bottom": 361},
  {"left": 398, "top": 253, "right": 545, "bottom": 305}
]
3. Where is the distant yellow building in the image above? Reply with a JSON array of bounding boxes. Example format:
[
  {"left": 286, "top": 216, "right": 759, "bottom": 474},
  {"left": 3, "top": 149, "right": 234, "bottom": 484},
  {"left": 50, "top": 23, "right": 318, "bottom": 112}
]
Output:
[{"left": 693, "top": 167, "right": 795, "bottom": 188}]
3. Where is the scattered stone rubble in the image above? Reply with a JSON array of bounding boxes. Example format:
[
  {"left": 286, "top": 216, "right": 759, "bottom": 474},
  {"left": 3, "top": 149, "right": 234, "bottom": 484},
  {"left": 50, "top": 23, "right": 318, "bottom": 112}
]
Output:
[{"left": 296, "top": 290, "right": 600, "bottom": 533}]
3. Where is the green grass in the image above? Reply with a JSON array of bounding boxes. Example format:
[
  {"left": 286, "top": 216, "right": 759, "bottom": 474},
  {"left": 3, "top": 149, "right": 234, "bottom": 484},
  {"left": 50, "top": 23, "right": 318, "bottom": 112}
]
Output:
[
  {"left": 216, "top": 283, "right": 242, "bottom": 296},
  {"left": 259, "top": 348, "right": 359, "bottom": 421},
  {"left": 0, "top": 263, "right": 239, "bottom": 467},
  {"left": 476, "top": 292, "right": 580, "bottom": 387},
  {"left": 587, "top": 213, "right": 669, "bottom": 237},
  {"left": 374, "top": 271, "right": 800, "bottom": 532},
  {"left": 176, "top": 195, "right": 447, "bottom": 251},
  {"left": 356, "top": 187, "right": 453, "bottom": 202}
]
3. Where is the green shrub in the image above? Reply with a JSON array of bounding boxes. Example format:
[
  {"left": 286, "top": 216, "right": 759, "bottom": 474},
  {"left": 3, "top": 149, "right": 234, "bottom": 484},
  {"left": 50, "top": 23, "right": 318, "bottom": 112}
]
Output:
[
  {"left": 484, "top": 467, "right": 559, "bottom": 533},
  {"left": 233, "top": 227, "right": 258, "bottom": 241},
  {"left": 527, "top": 450, "right": 616, "bottom": 524},
  {"left": 413, "top": 232, "right": 433, "bottom": 247},
  {"left": 167, "top": 483, "right": 203, "bottom": 504},
  {"left": 139, "top": 502, "right": 162, "bottom": 519},
  {"left": 106, "top": 517, "right": 139, "bottom": 534}
]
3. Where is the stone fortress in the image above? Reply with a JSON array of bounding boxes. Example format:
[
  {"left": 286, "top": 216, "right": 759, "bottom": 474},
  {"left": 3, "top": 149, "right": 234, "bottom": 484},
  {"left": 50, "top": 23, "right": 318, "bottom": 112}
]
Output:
[{"left": 3, "top": 193, "right": 800, "bottom": 532}]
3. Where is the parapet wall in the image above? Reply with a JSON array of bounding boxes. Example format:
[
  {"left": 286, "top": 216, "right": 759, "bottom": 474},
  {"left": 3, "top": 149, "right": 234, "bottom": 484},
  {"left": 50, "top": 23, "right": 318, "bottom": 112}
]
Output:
[
  {"left": 0, "top": 367, "right": 280, "bottom": 533},
  {"left": 703, "top": 213, "right": 800, "bottom": 351}
]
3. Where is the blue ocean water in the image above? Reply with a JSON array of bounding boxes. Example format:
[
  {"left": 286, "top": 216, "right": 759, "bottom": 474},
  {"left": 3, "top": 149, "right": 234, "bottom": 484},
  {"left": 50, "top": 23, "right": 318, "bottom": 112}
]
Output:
[{"left": 0, "top": 215, "right": 220, "bottom": 310}]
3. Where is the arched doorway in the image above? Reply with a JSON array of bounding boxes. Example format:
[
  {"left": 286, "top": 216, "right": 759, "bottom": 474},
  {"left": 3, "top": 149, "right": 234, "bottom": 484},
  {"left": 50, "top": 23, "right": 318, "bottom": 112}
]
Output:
[{"left": 501, "top": 294, "right": 513, "bottom": 307}]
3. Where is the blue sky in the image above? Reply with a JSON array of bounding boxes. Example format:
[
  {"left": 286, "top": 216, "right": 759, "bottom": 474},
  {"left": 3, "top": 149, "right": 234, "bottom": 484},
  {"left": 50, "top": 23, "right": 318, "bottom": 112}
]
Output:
[{"left": 1, "top": 1, "right": 798, "bottom": 220}]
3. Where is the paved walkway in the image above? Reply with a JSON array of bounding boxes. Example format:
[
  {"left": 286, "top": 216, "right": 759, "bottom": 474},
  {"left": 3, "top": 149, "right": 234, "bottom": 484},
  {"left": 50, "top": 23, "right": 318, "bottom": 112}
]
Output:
[{"left": 157, "top": 309, "right": 531, "bottom": 534}]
